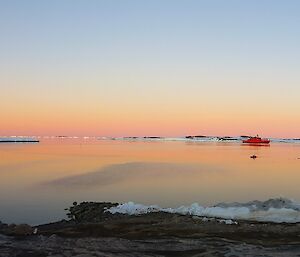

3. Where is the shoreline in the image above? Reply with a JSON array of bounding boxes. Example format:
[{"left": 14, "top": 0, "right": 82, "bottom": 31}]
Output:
[
  {"left": 0, "top": 140, "right": 39, "bottom": 143},
  {"left": 1, "top": 201, "right": 300, "bottom": 256}
]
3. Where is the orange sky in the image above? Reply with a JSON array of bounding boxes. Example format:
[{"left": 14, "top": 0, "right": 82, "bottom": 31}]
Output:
[
  {"left": 2, "top": 94, "right": 299, "bottom": 137},
  {"left": 1, "top": 1, "right": 300, "bottom": 138}
]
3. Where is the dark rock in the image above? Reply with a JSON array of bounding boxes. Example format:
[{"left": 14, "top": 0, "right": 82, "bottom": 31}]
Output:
[
  {"left": 2, "top": 224, "right": 34, "bottom": 236},
  {"left": 143, "top": 136, "right": 162, "bottom": 139},
  {"left": 218, "top": 137, "right": 238, "bottom": 141},
  {"left": 185, "top": 135, "right": 207, "bottom": 139},
  {"left": 185, "top": 136, "right": 193, "bottom": 139},
  {"left": 2, "top": 202, "right": 300, "bottom": 256}
]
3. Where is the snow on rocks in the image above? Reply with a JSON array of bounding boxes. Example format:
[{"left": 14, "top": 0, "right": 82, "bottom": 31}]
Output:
[{"left": 107, "top": 198, "right": 300, "bottom": 224}]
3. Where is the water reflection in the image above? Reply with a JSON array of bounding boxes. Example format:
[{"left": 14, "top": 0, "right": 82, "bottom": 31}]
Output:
[
  {"left": 46, "top": 162, "right": 225, "bottom": 187},
  {"left": 0, "top": 139, "right": 299, "bottom": 224}
]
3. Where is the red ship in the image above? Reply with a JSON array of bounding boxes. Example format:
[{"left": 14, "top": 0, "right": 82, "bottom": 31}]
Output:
[{"left": 242, "top": 135, "right": 270, "bottom": 144}]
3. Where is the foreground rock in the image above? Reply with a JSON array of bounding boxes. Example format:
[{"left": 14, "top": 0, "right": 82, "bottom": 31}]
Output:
[
  {"left": 2, "top": 234, "right": 300, "bottom": 257},
  {"left": 1, "top": 202, "right": 300, "bottom": 256}
]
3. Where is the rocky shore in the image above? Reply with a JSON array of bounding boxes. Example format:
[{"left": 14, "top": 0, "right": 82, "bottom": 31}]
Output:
[{"left": 1, "top": 201, "right": 300, "bottom": 257}]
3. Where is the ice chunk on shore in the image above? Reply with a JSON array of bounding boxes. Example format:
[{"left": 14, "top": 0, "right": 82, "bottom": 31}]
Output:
[
  {"left": 108, "top": 202, "right": 160, "bottom": 215},
  {"left": 108, "top": 198, "right": 300, "bottom": 223}
]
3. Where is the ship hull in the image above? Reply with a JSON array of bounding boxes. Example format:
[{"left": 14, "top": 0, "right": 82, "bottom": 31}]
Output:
[{"left": 243, "top": 138, "right": 270, "bottom": 144}]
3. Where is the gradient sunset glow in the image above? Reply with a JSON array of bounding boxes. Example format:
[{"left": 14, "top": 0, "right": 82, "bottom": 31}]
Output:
[{"left": 1, "top": 1, "right": 300, "bottom": 138}]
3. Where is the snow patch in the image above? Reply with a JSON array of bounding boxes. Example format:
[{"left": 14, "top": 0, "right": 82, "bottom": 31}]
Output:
[{"left": 107, "top": 198, "right": 300, "bottom": 223}]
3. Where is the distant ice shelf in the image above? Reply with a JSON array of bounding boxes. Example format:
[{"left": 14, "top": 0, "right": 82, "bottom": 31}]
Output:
[
  {"left": 101, "top": 136, "right": 300, "bottom": 144},
  {"left": 0, "top": 137, "right": 39, "bottom": 143}
]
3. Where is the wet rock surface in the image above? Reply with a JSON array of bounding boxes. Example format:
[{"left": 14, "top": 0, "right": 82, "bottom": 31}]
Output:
[{"left": 1, "top": 202, "right": 300, "bottom": 257}]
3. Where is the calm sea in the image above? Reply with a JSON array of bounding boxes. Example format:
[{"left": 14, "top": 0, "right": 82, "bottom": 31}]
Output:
[{"left": 0, "top": 138, "right": 299, "bottom": 225}]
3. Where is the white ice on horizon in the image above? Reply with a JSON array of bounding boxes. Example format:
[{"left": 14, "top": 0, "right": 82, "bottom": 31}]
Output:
[
  {"left": 108, "top": 136, "right": 300, "bottom": 144},
  {"left": 107, "top": 198, "right": 300, "bottom": 223},
  {"left": 0, "top": 137, "right": 38, "bottom": 142}
]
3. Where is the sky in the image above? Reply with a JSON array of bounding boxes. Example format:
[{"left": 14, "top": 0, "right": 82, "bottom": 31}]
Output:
[{"left": 1, "top": 0, "right": 300, "bottom": 137}]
